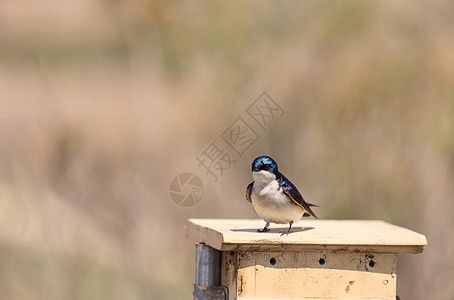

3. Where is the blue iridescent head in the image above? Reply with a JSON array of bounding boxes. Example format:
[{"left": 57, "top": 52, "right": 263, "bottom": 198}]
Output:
[{"left": 251, "top": 156, "right": 278, "bottom": 175}]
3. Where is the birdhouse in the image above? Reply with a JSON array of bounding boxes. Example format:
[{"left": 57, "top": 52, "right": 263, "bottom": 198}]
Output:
[{"left": 187, "top": 219, "right": 427, "bottom": 300}]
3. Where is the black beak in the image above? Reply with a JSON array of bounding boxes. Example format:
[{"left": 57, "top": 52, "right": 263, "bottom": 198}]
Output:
[{"left": 253, "top": 168, "right": 260, "bottom": 172}]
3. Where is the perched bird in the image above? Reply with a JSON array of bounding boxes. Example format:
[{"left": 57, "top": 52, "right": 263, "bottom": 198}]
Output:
[{"left": 246, "top": 156, "right": 318, "bottom": 234}]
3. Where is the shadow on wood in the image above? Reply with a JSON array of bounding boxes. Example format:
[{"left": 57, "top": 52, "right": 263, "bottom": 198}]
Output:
[{"left": 230, "top": 227, "right": 314, "bottom": 233}]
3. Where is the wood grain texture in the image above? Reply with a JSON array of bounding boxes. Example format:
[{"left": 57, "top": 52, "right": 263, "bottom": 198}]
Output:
[{"left": 186, "top": 219, "right": 427, "bottom": 253}]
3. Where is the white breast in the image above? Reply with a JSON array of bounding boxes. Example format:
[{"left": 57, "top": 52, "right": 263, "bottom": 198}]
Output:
[{"left": 250, "top": 171, "right": 304, "bottom": 224}]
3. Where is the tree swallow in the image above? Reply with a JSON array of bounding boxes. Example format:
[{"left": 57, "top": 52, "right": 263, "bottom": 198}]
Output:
[{"left": 246, "top": 155, "right": 318, "bottom": 234}]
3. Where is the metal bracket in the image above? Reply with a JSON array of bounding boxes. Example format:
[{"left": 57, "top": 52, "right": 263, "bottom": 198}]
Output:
[
  {"left": 193, "top": 285, "right": 228, "bottom": 300},
  {"left": 194, "top": 243, "right": 227, "bottom": 299}
]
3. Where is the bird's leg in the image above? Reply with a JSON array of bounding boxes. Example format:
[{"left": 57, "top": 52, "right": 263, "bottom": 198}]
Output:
[
  {"left": 257, "top": 222, "right": 270, "bottom": 233},
  {"left": 280, "top": 221, "right": 293, "bottom": 236}
]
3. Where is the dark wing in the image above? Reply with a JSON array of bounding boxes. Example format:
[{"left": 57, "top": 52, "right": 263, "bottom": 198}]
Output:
[
  {"left": 246, "top": 182, "right": 254, "bottom": 202},
  {"left": 278, "top": 172, "right": 318, "bottom": 219},
  {"left": 303, "top": 202, "right": 319, "bottom": 217}
]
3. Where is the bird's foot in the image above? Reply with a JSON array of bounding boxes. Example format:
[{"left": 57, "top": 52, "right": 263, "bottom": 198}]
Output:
[
  {"left": 257, "top": 228, "right": 270, "bottom": 233},
  {"left": 279, "top": 229, "right": 293, "bottom": 236}
]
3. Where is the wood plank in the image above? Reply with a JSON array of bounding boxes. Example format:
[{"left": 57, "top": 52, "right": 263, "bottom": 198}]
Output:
[
  {"left": 221, "top": 251, "right": 238, "bottom": 300},
  {"left": 236, "top": 251, "right": 397, "bottom": 300},
  {"left": 186, "top": 219, "right": 427, "bottom": 253}
]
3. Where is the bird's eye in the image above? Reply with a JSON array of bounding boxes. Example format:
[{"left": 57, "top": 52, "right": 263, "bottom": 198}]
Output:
[{"left": 263, "top": 164, "right": 270, "bottom": 169}]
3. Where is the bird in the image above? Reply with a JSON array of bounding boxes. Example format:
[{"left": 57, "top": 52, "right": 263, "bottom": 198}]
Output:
[{"left": 246, "top": 155, "right": 318, "bottom": 235}]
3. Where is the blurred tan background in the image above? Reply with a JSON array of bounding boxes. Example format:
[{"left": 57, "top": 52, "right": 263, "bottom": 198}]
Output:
[{"left": 1, "top": 0, "right": 453, "bottom": 299}]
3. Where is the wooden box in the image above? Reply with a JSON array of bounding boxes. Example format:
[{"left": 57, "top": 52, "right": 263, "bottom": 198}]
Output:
[{"left": 187, "top": 219, "right": 427, "bottom": 300}]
